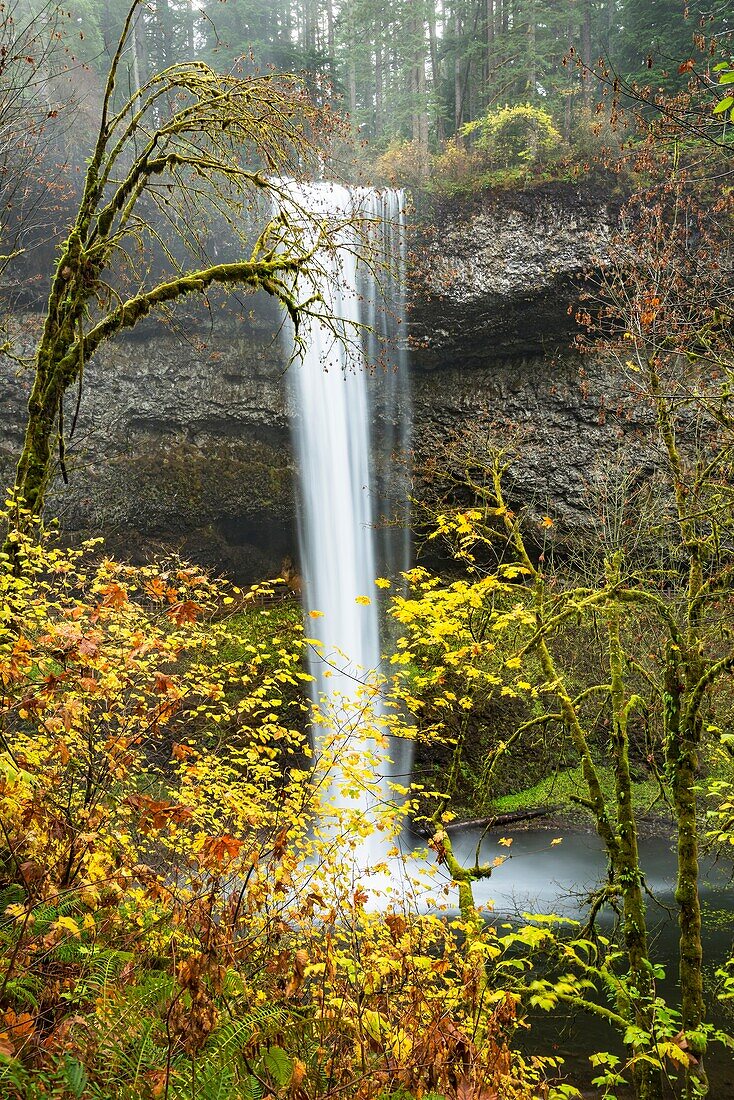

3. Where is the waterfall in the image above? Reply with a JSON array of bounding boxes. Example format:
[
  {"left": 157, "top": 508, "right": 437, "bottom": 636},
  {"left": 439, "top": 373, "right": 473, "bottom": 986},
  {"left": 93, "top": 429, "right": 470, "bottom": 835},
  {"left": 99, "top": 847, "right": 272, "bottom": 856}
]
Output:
[{"left": 278, "top": 181, "right": 411, "bottom": 867}]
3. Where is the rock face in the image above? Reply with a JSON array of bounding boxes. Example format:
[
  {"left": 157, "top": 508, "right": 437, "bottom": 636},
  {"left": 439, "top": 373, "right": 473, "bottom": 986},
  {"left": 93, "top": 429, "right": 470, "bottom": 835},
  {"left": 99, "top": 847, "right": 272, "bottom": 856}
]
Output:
[
  {"left": 0, "top": 312, "right": 298, "bottom": 579},
  {"left": 413, "top": 350, "right": 658, "bottom": 536},
  {"left": 410, "top": 180, "right": 618, "bottom": 363},
  {"left": 0, "top": 180, "right": 637, "bottom": 579}
]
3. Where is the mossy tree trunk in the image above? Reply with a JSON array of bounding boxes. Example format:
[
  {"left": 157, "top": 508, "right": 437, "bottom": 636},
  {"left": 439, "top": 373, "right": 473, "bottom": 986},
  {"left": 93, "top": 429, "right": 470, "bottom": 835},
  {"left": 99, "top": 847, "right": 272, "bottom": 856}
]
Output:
[
  {"left": 486, "top": 461, "right": 665, "bottom": 1098},
  {"left": 8, "top": 0, "right": 342, "bottom": 534},
  {"left": 606, "top": 567, "right": 661, "bottom": 1100},
  {"left": 454, "top": 448, "right": 733, "bottom": 1098}
]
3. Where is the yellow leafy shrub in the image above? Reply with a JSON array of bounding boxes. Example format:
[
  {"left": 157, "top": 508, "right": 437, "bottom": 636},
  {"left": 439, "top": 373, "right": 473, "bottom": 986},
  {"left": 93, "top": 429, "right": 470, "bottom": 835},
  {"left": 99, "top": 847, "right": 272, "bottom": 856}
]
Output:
[{"left": 0, "top": 505, "right": 579, "bottom": 1100}]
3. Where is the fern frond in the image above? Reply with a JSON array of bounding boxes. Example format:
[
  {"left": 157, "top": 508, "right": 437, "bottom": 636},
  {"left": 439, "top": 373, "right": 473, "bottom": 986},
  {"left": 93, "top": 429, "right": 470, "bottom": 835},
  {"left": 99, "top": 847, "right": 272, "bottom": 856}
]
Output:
[
  {"left": 209, "top": 1002, "right": 285, "bottom": 1061},
  {"left": 3, "top": 971, "right": 43, "bottom": 1009}
]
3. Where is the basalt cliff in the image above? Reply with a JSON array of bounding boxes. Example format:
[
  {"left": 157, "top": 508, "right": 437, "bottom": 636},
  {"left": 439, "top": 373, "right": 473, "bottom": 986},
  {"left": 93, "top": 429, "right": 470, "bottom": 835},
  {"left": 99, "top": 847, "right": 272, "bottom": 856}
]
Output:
[{"left": 1, "top": 179, "right": 648, "bottom": 579}]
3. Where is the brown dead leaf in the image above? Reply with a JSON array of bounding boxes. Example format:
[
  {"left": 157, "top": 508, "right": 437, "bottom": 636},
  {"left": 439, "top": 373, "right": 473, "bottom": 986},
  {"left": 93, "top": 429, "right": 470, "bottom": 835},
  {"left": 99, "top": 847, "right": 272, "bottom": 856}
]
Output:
[
  {"left": 385, "top": 911, "right": 407, "bottom": 942},
  {"left": 199, "top": 834, "right": 244, "bottom": 865},
  {"left": 167, "top": 600, "right": 202, "bottom": 625},
  {"left": 285, "top": 948, "right": 309, "bottom": 998},
  {"left": 172, "top": 742, "right": 196, "bottom": 761},
  {"left": 272, "top": 826, "right": 289, "bottom": 861},
  {"left": 289, "top": 1057, "right": 307, "bottom": 1097},
  {"left": 2, "top": 1010, "right": 35, "bottom": 1041}
]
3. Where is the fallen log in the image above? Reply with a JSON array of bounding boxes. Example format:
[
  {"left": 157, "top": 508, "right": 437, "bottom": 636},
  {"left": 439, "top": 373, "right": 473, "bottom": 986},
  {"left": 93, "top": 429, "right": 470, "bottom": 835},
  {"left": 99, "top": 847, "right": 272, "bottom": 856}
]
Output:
[
  {"left": 410, "top": 806, "right": 561, "bottom": 839},
  {"left": 445, "top": 806, "right": 561, "bottom": 832}
]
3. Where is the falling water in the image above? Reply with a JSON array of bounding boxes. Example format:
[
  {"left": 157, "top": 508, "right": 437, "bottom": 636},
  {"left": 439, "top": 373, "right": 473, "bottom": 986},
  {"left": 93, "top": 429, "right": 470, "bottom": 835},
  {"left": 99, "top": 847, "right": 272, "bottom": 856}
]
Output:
[{"left": 278, "top": 181, "right": 411, "bottom": 867}]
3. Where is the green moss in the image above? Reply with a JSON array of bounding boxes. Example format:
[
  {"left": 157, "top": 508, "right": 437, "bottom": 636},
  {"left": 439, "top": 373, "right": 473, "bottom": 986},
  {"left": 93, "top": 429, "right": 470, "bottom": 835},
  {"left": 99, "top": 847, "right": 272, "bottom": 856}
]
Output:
[
  {"left": 124, "top": 436, "right": 293, "bottom": 521},
  {"left": 490, "top": 764, "right": 665, "bottom": 823},
  {"left": 212, "top": 603, "right": 303, "bottom": 665}
]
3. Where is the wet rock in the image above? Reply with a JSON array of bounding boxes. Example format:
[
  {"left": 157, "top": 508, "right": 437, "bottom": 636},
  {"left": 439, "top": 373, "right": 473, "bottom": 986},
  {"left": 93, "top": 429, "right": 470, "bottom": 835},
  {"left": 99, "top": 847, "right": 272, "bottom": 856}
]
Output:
[
  {"left": 409, "top": 180, "right": 620, "bottom": 363},
  {"left": 0, "top": 182, "right": 639, "bottom": 580}
]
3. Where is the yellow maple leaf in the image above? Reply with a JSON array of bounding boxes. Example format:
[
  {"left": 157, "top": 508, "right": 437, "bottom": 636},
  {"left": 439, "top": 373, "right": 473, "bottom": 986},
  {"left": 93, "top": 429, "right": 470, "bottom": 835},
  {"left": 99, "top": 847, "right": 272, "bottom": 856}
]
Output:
[
  {"left": 4, "top": 903, "right": 28, "bottom": 922},
  {"left": 52, "top": 916, "right": 81, "bottom": 938}
]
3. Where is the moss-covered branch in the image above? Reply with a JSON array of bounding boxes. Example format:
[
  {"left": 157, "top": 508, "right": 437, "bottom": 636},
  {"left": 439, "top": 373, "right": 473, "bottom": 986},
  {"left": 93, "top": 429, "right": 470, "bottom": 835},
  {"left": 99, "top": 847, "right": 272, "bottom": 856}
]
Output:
[
  {"left": 430, "top": 825, "right": 496, "bottom": 919},
  {"left": 83, "top": 255, "right": 314, "bottom": 354},
  {"left": 7, "top": 0, "right": 347, "bottom": 531},
  {"left": 488, "top": 458, "right": 618, "bottom": 858}
]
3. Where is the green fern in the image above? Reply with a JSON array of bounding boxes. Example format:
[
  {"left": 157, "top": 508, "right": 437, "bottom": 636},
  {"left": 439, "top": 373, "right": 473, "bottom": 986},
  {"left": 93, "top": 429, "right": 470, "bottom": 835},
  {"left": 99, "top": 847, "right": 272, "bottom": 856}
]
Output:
[
  {"left": 3, "top": 971, "right": 43, "bottom": 1009},
  {"left": 208, "top": 1003, "right": 285, "bottom": 1062},
  {"left": 0, "top": 884, "right": 25, "bottom": 915},
  {"left": 61, "top": 1053, "right": 89, "bottom": 1098},
  {"left": 92, "top": 1004, "right": 168, "bottom": 1087},
  {"left": 239, "top": 1075, "right": 263, "bottom": 1100},
  {"left": 292, "top": 1027, "right": 329, "bottom": 1095},
  {"left": 168, "top": 1060, "right": 238, "bottom": 1100},
  {"left": 79, "top": 946, "right": 131, "bottom": 1004},
  {"left": 259, "top": 1045, "right": 293, "bottom": 1088},
  {"left": 54, "top": 938, "right": 88, "bottom": 965},
  {"left": 162, "top": 1005, "right": 292, "bottom": 1100}
]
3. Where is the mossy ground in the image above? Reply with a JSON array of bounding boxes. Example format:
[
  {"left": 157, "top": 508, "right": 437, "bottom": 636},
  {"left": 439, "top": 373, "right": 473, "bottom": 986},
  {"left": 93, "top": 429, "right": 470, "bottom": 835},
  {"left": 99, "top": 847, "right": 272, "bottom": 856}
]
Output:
[
  {"left": 214, "top": 602, "right": 303, "bottom": 663},
  {"left": 488, "top": 764, "right": 668, "bottom": 830}
]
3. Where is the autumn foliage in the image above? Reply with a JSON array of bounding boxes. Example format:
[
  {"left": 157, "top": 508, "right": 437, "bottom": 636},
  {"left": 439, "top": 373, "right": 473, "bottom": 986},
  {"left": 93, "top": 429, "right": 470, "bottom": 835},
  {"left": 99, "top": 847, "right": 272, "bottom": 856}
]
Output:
[{"left": 0, "top": 503, "right": 583, "bottom": 1100}]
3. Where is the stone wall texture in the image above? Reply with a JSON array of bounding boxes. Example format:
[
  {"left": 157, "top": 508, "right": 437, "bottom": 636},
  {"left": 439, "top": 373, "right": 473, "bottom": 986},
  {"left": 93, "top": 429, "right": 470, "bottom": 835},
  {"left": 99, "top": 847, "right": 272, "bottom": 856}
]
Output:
[{"left": 1, "top": 180, "right": 650, "bottom": 580}]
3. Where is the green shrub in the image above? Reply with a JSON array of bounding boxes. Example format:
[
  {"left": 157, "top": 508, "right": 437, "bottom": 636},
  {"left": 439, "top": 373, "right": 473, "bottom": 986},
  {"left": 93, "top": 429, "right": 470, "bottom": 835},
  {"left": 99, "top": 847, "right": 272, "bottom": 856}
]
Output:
[{"left": 463, "top": 103, "right": 563, "bottom": 168}]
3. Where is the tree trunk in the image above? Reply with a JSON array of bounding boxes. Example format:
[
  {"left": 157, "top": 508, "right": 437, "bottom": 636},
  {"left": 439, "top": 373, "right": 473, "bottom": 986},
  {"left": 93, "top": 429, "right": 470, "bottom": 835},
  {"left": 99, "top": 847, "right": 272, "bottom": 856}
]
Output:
[
  {"left": 648, "top": 363, "right": 707, "bottom": 1091},
  {"left": 374, "top": 31, "right": 383, "bottom": 138},
  {"left": 185, "top": 0, "right": 195, "bottom": 57},
  {"left": 346, "top": 2, "right": 357, "bottom": 118},
  {"left": 665, "top": 648, "right": 707, "bottom": 1093},
  {"left": 412, "top": 14, "right": 429, "bottom": 167},
  {"left": 485, "top": 0, "right": 494, "bottom": 102},
  {"left": 427, "top": 1, "right": 445, "bottom": 142},
  {"left": 564, "top": 14, "right": 572, "bottom": 140},
  {"left": 325, "top": 0, "right": 335, "bottom": 77},
  {"left": 527, "top": 0, "right": 536, "bottom": 99},
  {"left": 154, "top": 0, "right": 173, "bottom": 69},
  {"left": 454, "top": 7, "right": 462, "bottom": 132},
  {"left": 581, "top": 0, "right": 592, "bottom": 107},
  {"left": 131, "top": 7, "right": 146, "bottom": 98},
  {"left": 14, "top": 236, "right": 86, "bottom": 521},
  {"left": 607, "top": 589, "right": 662, "bottom": 1100}
]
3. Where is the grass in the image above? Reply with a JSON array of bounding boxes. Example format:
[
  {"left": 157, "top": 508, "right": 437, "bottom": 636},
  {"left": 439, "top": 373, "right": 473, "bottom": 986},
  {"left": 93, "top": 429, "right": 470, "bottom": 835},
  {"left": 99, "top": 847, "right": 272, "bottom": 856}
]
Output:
[{"left": 490, "top": 763, "right": 669, "bottom": 826}]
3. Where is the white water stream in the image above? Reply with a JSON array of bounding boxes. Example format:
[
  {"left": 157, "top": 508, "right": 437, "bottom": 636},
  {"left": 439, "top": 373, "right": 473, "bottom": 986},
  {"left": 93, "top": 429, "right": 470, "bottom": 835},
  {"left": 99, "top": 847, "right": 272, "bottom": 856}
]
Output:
[{"left": 279, "top": 182, "right": 412, "bottom": 876}]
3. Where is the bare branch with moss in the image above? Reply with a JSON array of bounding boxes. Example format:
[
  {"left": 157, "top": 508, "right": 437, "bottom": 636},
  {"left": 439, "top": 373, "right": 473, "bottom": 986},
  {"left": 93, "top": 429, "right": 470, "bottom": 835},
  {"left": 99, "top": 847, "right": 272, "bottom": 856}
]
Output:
[{"left": 8, "top": 0, "right": 356, "bottom": 528}]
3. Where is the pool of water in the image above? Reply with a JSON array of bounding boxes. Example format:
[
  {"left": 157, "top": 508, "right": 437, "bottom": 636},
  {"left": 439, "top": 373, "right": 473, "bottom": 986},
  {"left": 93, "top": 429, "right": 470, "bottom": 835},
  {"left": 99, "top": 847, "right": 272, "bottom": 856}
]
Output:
[{"left": 390, "top": 824, "right": 734, "bottom": 1097}]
